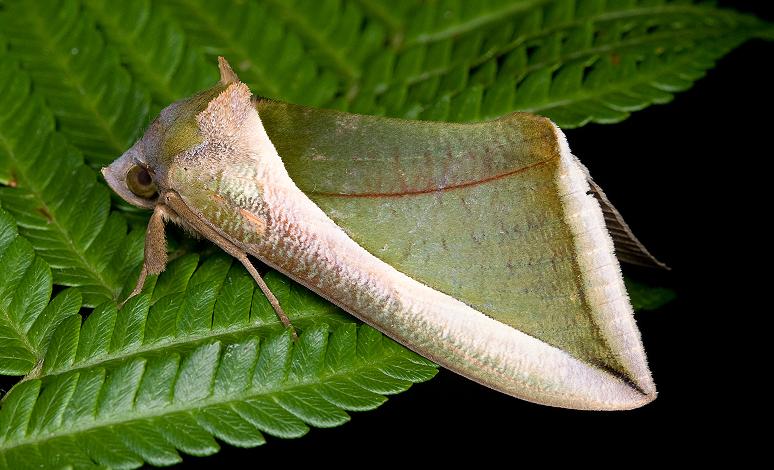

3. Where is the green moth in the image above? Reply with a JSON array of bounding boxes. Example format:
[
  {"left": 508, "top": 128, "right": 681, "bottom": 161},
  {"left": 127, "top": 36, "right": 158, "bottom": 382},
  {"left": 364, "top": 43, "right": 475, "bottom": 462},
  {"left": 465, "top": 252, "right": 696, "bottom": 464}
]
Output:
[{"left": 103, "top": 57, "right": 661, "bottom": 411}]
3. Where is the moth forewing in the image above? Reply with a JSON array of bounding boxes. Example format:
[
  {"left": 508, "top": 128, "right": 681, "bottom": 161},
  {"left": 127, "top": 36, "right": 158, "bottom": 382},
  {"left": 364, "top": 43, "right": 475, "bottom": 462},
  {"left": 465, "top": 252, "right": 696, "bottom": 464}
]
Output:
[
  {"left": 104, "top": 58, "right": 657, "bottom": 410},
  {"left": 552, "top": 127, "right": 655, "bottom": 398}
]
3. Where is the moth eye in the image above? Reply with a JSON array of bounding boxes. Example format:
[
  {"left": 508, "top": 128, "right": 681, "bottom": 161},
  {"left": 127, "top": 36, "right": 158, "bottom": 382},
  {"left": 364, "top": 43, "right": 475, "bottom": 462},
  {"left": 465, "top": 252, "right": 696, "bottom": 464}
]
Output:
[{"left": 126, "top": 165, "right": 158, "bottom": 199}]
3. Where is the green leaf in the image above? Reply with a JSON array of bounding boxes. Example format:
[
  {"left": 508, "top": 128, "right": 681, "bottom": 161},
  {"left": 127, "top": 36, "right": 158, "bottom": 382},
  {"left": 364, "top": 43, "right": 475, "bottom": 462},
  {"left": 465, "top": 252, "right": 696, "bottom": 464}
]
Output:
[
  {"left": 0, "top": 49, "right": 144, "bottom": 307},
  {"left": 162, "top": 0, "right": 342, "bottom": 106},
  {"left": 82, "top": 0, "right": 217, "bottom": 106},
  {"left": 0, "top": 0, "right": 150, "bottom": 164},
  {"left": 0, "top": 254, "right": 437, "bottom": 468},
  {"left": 161, "top": 0, "right": 770, "bottom": 127},
  {"left": 0, "top": 207, "right": 82, "bottom": 376},
  {"left": 0, "top": 0, "right": 767, "bottom": 165},
  {"left": 625, "top": 278, "right": 677, "bottom": 311},
  {"left": 0, "top": 0, "right": 768, "bottom": 465}
]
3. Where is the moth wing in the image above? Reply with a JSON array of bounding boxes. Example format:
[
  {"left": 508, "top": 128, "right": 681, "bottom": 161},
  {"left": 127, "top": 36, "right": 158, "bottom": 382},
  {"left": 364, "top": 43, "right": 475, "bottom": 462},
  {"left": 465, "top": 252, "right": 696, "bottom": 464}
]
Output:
[{"left": 257, "top": 101, "right": 656, "bottom": 402}]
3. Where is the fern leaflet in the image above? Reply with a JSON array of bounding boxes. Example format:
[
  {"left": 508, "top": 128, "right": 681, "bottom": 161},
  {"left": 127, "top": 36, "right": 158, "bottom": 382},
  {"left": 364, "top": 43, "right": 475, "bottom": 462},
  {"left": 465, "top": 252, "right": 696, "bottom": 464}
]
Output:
[
  {"left": 0, "top": 52, "right": 143, "bottom": 306},
  {"left": 162, "top": 0, "right": 770, "bottom": 127},
  {"left": 83, "top": 0, "right": 217, "bottom": 107},
  {"left": 0, "top": 0, "right": 150, "bottom": 164},
  {"left": 0, "top": 207, "right": 82, "bottom": 376},
  {"left": 0, "top": 253, "right": 437, "bottom": 468}
]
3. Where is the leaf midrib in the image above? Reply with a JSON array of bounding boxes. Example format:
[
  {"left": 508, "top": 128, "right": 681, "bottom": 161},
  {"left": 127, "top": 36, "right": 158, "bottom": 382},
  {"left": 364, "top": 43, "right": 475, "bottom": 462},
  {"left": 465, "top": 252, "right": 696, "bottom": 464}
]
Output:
[
  {"left": 404, "top": 0, "right": 549, "bottom": 46},
  {"left": 30, "top": 309, "right": 346, "bottom": 383}
]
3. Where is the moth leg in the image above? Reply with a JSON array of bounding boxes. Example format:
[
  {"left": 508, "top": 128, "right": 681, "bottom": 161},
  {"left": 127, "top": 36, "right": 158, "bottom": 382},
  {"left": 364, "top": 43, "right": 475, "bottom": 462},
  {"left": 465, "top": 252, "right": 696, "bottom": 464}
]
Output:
[
  {"left": 234, "top": 253, "right": 298, "bottom": 341},
  {"left": 123, "top": 204, "right": 170, "bottom": 305},
  {"left": 162, "top": 191, "right": 297, "bottom": 340}
]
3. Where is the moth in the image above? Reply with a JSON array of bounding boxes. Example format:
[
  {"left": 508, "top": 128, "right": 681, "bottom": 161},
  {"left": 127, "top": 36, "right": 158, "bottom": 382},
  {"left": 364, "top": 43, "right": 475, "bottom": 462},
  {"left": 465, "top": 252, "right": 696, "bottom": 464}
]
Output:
[{"left": 103, "top": 57, "right": 662, "bottom": 411}]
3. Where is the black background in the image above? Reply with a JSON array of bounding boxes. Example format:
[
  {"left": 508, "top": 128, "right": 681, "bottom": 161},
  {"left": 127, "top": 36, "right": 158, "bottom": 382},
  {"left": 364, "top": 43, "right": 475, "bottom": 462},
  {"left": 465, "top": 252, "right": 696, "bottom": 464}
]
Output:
[{"left": 3, "top": 1, "right": 771, "bottom": 466}]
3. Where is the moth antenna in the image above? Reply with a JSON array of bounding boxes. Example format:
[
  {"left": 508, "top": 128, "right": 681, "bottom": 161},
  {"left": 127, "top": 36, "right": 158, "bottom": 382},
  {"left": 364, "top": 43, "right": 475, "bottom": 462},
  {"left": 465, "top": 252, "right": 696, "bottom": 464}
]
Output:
[{"left": 218, "top": 56, "right": 240, "bottom": 85}]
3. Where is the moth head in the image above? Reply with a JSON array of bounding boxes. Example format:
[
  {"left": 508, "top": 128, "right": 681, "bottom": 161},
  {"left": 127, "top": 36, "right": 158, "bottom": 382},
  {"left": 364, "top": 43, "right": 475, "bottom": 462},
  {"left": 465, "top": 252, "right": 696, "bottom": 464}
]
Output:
[
  {"left": 101, "top": 140, "right": 159, "bottom": 209},
  {"left": 102, "top": 57, "right": 254, "bottom": 209}
]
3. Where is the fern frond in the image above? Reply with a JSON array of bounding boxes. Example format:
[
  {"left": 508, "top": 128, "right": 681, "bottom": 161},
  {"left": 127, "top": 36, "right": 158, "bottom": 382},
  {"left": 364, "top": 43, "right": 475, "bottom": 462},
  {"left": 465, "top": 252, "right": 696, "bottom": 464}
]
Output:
[
  {"left": 0, "top": 0, "right": 764, "bottom": 170},
  {"left": 34, "top": 253, "right": 360, "bottom": 377},
  {"left": 0, "top": 53, "right": 144, "bottom": 306},
  {"left": 260, "top": 0, "right": 363, "bottom": 82},
  {"left": 358, "top": 0, "right": 768, "bottom": 124},
  {"left": 0, "top": 207, "right": 82, "bottom": 376},
  {"left": 625, "top": 278, "right": 676, "bottom": 312},
  {"left": 0, "top": 253, "right": 437, "bottom": 468},
  {"left": 163, "top": 0, "right": 352, "bottom": 106},
  {"left": 0, "top": 0, "right": 150, "bottom": 164},
  {"left": 0, "top": 1, "right": 766, "bottom": 464},
  {"left": 82, "top": 0, "right": 217, "bottom": 106},
  {"left": 162, "top": 0, "right": 768, "bottom": 127}
]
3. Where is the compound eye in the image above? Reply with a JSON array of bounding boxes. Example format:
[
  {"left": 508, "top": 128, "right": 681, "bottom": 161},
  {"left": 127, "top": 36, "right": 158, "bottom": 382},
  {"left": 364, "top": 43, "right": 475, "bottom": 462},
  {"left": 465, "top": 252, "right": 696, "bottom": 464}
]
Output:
[{"left": 126, "top": 165, "right": 157, "bottom": 199}]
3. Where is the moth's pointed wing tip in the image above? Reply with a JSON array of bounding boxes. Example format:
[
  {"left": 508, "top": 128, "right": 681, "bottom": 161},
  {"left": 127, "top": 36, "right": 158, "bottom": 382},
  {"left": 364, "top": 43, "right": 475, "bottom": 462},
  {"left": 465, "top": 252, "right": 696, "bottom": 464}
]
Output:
[
  {"left": 612, "top": 387, "right": 657, "bottom": 411},
  {"left": 614, "top": 379, "right": 657, "bottom": 411},
  {"left": 556, "top": 372, "right": 657, "bottom": 411},
  {"left": 588, "top": 363, "right": 658, "bottom": 411},
  {"left": 218, "top": 56, "right": 240, "bottom": 85},
  {"left": 510, "top": 332, "right": 658, "bottom": 411},
  {"left": 638, "top": 388, "right": 658, "bottom": 408}
]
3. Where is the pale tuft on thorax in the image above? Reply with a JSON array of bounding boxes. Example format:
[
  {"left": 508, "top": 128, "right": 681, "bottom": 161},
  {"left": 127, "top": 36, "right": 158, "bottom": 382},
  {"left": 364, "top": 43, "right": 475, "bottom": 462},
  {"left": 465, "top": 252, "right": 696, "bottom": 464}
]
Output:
[{"left": 196, "top": 82, "right": 254, "bottom": 141}]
